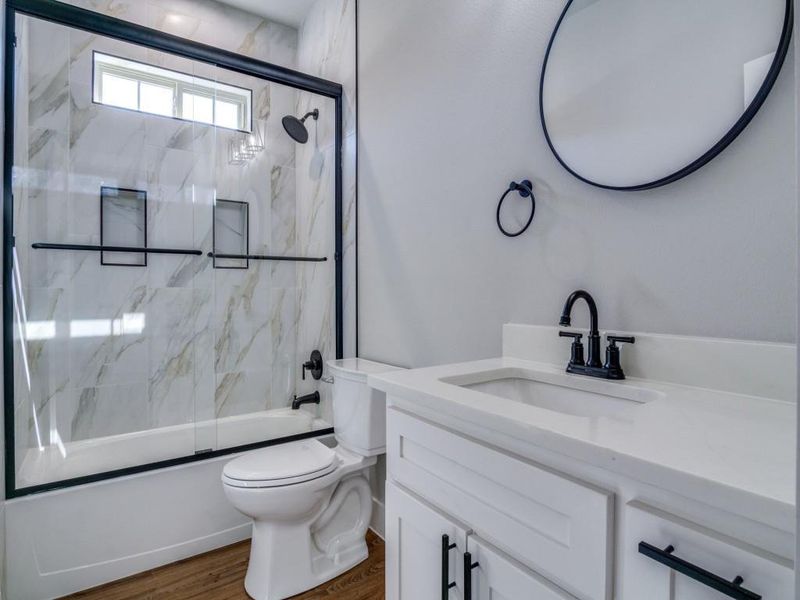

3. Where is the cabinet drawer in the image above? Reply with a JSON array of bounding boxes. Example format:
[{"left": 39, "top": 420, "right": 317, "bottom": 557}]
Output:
[
  {"left": 623, "top": 501, "right": 793, "bottom": 600},
  {"left": 387, "top": 408, "right": 613, "bottom": 600}
]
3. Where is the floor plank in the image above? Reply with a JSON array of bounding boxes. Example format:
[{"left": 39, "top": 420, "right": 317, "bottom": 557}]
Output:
[{"left": 62, "top": 531, "right": 385, "bottom": 600}]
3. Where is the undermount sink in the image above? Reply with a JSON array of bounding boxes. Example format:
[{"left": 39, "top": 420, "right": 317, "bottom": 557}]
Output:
[{"left": 441, "top": 367, "right": 662, "bottom": 418}]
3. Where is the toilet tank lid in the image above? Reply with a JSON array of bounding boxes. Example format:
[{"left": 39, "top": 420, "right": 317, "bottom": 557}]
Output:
[{"left": 326, "top": 358, "right": 403, "bottom": 383}]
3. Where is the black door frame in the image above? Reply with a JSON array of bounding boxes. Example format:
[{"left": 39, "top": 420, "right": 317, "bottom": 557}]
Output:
[{"left": 3, "top": 0, "right": 344, "bottom": 498}]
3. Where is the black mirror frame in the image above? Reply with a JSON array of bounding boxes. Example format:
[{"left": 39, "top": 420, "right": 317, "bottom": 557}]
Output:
[{"left": 539, "top": 0, "right": 794, "bottom": 192}]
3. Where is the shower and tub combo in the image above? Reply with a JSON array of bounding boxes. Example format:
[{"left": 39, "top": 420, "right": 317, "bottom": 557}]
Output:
[{"left": 5, "top": 3, "right": 346, "bottom": 501}]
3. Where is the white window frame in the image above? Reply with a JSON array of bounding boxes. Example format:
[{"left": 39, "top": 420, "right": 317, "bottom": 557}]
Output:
[{"left": 93, "top": 51, "right": 252, "bottom": 133}]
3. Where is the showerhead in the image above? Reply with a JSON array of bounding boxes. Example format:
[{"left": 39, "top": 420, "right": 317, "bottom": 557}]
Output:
[{"left": 282, "top": 109, "right": 319, "bottom": 144}]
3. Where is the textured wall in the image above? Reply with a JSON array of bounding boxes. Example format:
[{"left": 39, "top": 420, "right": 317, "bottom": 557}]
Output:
[{"left": 358, "top": 0, "right": 797, "bottom": 370}]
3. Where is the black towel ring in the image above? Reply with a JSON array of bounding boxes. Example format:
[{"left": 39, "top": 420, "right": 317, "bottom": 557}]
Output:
[{"left": 496, "top": 179, "right": 535, "bottom": 237}]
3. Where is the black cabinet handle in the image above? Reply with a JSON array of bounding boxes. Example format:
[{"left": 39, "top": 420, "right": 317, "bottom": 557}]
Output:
[
  {"left": 441, "top": 535, "right": 456, "bottom": 599},
  {"left": 463, "top": 551, "right": 479, "bottom": 600},
  {"left": 639, "top": 542, "right": 761, "bottom": 600}
]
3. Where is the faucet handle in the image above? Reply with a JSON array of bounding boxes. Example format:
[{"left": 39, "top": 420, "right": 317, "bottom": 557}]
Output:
[
  {"left": 607, "top": 334, "right": 635, "bottom": 346},
  {"left": 604, "top": 335, "right": 634, "bottom": 380},
  {"left": 559, "top": 331, "right": 585, "bottom": 367},
  {"left": 559, "top": 331, "right": 583, "bottom": 341}
]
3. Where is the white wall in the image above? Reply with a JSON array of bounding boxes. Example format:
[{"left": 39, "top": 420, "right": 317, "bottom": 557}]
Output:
[
  {"left": 358, "top": 0, "right": 798, "bottom": 369},
  {"left": 794, "top": 0, "right": 799, "bottom": 595}
]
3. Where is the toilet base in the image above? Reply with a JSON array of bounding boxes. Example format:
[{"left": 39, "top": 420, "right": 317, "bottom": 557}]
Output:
[
  {"left": 241, "top": 474, "right": 374, "bottom": 600},
  {"left": 244, "top": 524, "right": 369, "bottom": 600}
]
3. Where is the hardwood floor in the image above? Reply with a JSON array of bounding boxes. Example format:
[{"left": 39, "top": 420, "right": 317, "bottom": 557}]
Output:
[{"left": 62, "top": 531, "right": 385, "bottom": 600}]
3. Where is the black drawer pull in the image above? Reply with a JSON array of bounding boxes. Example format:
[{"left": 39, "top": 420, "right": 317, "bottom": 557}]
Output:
[
  {"left": 441, "top": 535, "right": 457, "bottom": 599},
  {"left": 463, "top": 551, "right": 479, "bottom": 600},
  {"left": 639, "top": 542, "right": 761, "bottom": 600}
]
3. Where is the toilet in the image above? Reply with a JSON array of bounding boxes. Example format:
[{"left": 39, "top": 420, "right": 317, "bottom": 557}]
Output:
[{"left": 222, "top": 358, "right": 401, "bottom": 600}]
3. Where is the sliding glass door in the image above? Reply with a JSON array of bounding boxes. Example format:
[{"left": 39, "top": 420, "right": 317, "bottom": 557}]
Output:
[{"left": 5, "top": 4, "right": 342, "bottom": 496}]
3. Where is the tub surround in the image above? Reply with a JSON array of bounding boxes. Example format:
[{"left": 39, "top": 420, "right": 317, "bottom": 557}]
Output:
[
  {"left": 370, "top": 324, "right": 797, "bottom": 531},
  {"left": 12, "top": 0, "right": 356, "bottom": 474}
]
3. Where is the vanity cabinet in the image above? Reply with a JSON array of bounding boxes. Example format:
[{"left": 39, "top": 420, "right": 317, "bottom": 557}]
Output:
[
  {"left": 385, "top": 405, "right": 794, "bottom": 600},
  {"left": 622, "top": 501, "right": 793, "bottom": 599},
  {"left": 385, "top": 481, "right": 469, "bottom": 599},
  {"left": 386, "top": 407, "right": 612, "bottom": 600}
]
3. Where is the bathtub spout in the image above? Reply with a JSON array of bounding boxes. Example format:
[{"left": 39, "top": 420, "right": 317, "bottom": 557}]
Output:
[{"left": 292, "top": 391, "right": 321, "bottom": 410}]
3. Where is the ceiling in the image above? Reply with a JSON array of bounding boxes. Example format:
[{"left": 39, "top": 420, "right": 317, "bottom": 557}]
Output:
[{"left": 218, "top": 0, "right": 319, "bottom": 28}]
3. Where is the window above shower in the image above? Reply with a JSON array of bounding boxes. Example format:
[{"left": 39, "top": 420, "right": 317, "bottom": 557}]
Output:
[{"left": 93, "top": 52, "right": 253, "bottom": 132}]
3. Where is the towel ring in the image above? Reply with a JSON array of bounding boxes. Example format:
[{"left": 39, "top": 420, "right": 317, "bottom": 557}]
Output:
[{"left": 496, "top": 179, "right": 535, "bottom": 237}]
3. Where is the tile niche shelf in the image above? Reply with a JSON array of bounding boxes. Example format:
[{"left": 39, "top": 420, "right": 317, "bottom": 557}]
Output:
[{"left": 100, "top": 186, "right": 147, "bottom": 267}]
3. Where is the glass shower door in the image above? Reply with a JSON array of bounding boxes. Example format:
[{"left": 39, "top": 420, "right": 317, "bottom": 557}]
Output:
[{"left": 8, "top": 11, "right": 338, "bottom": 494}]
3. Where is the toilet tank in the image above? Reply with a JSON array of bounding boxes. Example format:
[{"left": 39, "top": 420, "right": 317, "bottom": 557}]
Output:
[{"left": 326, "top": 359, "right": 403, "bottom": 456}]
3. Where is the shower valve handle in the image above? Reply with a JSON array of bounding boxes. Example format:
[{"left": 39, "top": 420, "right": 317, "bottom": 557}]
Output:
[{"left": 302, "top": 350, "right": 324, "bottom": 381}]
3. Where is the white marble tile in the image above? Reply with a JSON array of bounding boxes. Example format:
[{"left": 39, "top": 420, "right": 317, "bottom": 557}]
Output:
[
  {"left": 298, "top": 0, "right": 356, "bottom": 135},
  {"left": 213, "top": 282, "right": 272, "bottom": 375},
  {"left": 214, "top": 369, "right": 271, "bottom": 418},
  {"left": 70, "top": 382, "right": 150, "bottom": 441},
  {"left": 146, "top": 287, "right": 211, "bottom": 428},
  {"left": 66, "top": 1, "right": 148, "bottom": 26}
]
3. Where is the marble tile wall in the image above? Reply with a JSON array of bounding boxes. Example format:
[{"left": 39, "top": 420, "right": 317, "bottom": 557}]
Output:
[
  {"left": 9, "top": 0, "right": 356, "bottom": 479},
  {"left": 295, "top": 0, "right": 357, "bottom": 425}
]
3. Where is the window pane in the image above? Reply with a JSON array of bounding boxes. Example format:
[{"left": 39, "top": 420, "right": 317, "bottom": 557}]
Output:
[
  {"left": 94, "top": 54, "right": 252, "bottom": 132},
  {"left": 182, "top": 92, "right": 214, "bottom": 125},
  {"left": 140, "top": 82, "right": 174, "bottom": 117},
  {"left": 101, "top": 72, "right": 138, "bottom": 110},
  {"left": 215, "top": 100, "right": 240, "bottom": 130}
]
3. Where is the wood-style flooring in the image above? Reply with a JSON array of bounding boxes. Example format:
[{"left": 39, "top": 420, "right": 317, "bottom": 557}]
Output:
[{"left": 62, "top": 531, "right": 385, "bottom": 600}]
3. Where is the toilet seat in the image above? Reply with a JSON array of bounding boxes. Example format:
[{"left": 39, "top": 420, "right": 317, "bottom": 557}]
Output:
[{"left": 222, "top": 439, "right": 338, "bottom": 489}]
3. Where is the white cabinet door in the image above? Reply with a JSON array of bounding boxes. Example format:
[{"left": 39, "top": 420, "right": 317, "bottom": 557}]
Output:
[
  {"left": 623, "top": 501, "right": 793, "bottom": 600},
  {"left": 388, "top": 407, "right": 613, "bottom": 600},
  {"left": 386, "top": 481, "right": 470, "bottom": 600},
  {"left": 466, "top": 535, "right": 576, "bottom": 600}
]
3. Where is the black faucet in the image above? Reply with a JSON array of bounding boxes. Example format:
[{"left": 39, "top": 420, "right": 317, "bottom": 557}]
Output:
[
  {"left": 559, "top": 290, "right": 602, "bottom": 367},
  {"left": 558, "top": 290, "right": 635, "bottom": 380},
  {"left": 292, "top": 391, "right": 321, "bottom": 410}
]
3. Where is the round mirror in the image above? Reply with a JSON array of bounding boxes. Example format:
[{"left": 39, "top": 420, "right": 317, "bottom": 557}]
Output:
[{"left": 540, "top": 0, "right": 793, "bottom": 191}]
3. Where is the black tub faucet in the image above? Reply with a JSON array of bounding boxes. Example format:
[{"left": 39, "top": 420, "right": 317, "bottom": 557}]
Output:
[
  {"left": 558, "top": 290, "right": 635, "bottom": 380},
  {"left": 559, "top": 290, "right": 602, "bottom": 368}
]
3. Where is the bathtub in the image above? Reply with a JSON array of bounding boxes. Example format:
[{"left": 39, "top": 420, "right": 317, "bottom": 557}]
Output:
[
  {"left": 7, "top": 408, "right": 337, "bottom": 600},
  {"left": 17, "top": 408, "right": 331, "bottom": 488}
]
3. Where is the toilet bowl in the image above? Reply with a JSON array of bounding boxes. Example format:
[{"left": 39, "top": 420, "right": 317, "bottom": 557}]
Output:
[{"left": 222, "top": 358, "right": 401, "bottom": 600}]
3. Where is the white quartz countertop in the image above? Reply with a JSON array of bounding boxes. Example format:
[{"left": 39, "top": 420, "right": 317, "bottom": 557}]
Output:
[{"left": 369, "top": 357, "right": 796, "bottom": 531}]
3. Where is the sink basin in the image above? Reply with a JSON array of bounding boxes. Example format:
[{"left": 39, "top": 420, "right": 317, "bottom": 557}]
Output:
[{"left": 441, "top": 367, "right": 661, "bottom": 418}]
